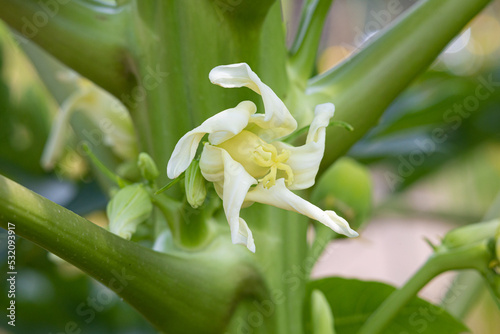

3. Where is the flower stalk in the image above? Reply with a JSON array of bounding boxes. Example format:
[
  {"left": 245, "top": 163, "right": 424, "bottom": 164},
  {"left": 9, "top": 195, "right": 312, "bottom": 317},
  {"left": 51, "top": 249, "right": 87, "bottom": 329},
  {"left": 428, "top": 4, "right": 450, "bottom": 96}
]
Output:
[{"left": 358, "top": 236, "right": 496, "bottom": 334}]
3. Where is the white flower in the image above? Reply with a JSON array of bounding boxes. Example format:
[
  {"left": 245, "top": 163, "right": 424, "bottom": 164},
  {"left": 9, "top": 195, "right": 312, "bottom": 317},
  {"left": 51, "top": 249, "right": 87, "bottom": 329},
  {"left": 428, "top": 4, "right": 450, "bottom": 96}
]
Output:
[
  {"left": 41, "top": 75, "right": 137, "bottom": 170},
  {"left": 167, "top": 63, "right": 358, "bottom": 252}
]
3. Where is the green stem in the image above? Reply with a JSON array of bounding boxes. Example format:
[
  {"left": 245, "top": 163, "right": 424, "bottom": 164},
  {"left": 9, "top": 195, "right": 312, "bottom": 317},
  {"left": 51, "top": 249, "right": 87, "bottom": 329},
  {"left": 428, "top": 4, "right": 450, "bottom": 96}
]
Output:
[
  {"left": 69, "top": 110, "right": 121, "bottom": 193},
  {"left": 0, "top": 174, "right": 266, "bottom": 334},
  {"left": 81, "top": 142, "right": 128, "bottom": 188},
  {"left": 282, "top": 120, "right": 353, "bottom": 143},
  {"left": 357, "top": 242, "right": 493, "bottom": 334},
  {"left": 443, "top": 191, "right": 500, "bottom": 318},
  {"left": 127, "top": 0, "right": 282, "bottom": 188},
  {"left": 0, "top": 0, "right": 132, "bottom": 97},
  {"left": 307, "top": 0, "right": 493, "bottom": 173},
  {"left": 308, "top": 224, "right": 336, "bottom": 276},
  {"left": 288, "top": 0, "right": 334, "bottom": 82},
  {"left": 151, "top": 192, "right": 212, "bottom": 249},
  {"left": 155, "top": 174, "right": 184, "bottom": 195},
  {"left": 443, "top": 271, "right": 485, "bottom": 319}
]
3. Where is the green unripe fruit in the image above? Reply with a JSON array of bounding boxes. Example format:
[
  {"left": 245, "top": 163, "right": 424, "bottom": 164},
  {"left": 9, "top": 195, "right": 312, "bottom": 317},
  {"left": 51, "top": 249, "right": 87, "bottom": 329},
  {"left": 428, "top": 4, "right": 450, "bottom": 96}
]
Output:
[{"left": 311, "top": 157, "right": 372, "bottom": 230}]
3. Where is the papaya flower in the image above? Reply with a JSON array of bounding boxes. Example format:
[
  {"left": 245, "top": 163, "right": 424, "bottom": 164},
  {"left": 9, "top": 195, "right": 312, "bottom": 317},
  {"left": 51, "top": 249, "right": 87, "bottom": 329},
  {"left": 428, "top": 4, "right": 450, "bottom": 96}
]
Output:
[
  {"left": 41, "top": 73, "right": 138, "bottom": 170},
  {"left": 167, "top": 63, "right": 358, "bottom": 252}
]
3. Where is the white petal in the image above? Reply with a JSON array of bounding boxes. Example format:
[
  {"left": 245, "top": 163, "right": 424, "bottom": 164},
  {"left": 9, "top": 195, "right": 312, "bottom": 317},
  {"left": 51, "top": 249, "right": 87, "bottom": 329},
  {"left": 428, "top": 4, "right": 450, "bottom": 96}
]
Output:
[
  {"left": 273, "top": 103, "right": 335, "bottom": 190},
  {"left": 209, "top": 63, "right": 297, "bottom": 140},
  {"left": 40, "top": 89, "right": 89, "bottom": 170},
  {"left": 199, "top": 145, "right": 258, "bottom": 252},
  {"left": 245, "top": 179, "right": 358, "bottom": 238},
  {"left": 199, "top": 144, "right": 225, "bottom": 183},
  {"left": 306, "top": 103, "right": 335, "bottom": 144},
  {"left": 41, "top": 82, "right": 137, "bottom": 169},
  {"left": 92, "top": 95, "right": 138, "bottom": 161},
  {"left": 166, "top": 101, "right": 256, "bottom": 179}
]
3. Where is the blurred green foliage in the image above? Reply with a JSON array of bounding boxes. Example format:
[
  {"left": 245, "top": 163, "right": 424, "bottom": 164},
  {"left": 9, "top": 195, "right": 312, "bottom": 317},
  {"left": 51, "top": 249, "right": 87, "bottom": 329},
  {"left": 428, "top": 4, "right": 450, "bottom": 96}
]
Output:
[
  {"left": 0, "top": 24, "right": 51, "bottom": 177},
  {"left": 0, "top": 23, "right": 153, "bottom": 334}
]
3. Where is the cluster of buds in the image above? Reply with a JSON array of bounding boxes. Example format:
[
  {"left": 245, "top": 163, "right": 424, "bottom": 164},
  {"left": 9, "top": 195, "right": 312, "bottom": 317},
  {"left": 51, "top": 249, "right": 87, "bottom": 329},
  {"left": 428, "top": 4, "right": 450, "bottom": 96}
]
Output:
[{"left": 106, "top": 152, "right": 160, "bottom": 240}]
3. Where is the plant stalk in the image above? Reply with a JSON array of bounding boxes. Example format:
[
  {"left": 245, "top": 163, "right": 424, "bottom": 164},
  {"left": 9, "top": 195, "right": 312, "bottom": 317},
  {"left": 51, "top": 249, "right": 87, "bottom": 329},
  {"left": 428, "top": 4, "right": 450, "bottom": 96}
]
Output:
[
  {"left": 357, "top": 242, "right": 493, "bottom": 334},
  {"left": 0, "top": 174, "right": 266, "bottom": 334},
  {"left": 308, "top": 0, "right": 493, "bottom": 173}
]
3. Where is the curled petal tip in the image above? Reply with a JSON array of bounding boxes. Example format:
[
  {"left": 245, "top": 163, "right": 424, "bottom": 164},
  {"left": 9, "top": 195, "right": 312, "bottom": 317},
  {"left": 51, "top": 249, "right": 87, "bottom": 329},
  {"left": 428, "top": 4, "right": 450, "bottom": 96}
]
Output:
[
  {"left": 230, "top": 217, "right": 256, "bottom": 253},
  {"left": 325, "top": 211, "right": 358, "bottom": 238},
  {"left": 247, "top": 242, "right": 256, "bottom": 253},
  {"left": 314, "top": 102, "right": 335, "bottom": 118},
  {"left": 231, "top": 231, "right": 256, "bottom": 253},
  {"left": 347, "top": 230, "right": 359, "bottom": 238},
  {"left": 209, "top": 63, "right": 249, "bottom": 86}
]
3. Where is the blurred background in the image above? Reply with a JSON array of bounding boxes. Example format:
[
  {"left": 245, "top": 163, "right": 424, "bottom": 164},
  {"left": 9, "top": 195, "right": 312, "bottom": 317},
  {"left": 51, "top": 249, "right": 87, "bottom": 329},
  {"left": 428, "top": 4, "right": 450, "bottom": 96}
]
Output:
[{"left": 1, "top": 0, "right": 500, "bottom": 333}]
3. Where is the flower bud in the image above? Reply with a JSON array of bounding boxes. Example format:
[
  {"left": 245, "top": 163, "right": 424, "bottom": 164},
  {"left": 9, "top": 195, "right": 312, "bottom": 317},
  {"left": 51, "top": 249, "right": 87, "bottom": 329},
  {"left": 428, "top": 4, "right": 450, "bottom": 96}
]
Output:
[
  {"left": 138, "top": 152, "right": 159, "bottom": 182},
  {"left": 441, "top": 219, "right": 499, "bottom": 250},
  {"left": 311, "top": 290, "right": 335, "bottom": 334},
  {"left": 117, "top": 160, "right": 141, "bottom": 181},
  {"left": 107, "top": 184, "right": 153, "bottom": 239},
  {"left": 185, "top": 160, "right": 207, "bottom": 208}
]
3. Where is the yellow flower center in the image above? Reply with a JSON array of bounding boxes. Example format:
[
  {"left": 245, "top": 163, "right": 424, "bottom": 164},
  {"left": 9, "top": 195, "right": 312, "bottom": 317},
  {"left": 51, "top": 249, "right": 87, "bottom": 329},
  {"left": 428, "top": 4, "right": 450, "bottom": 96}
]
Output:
[{"left": 216, "top": 130, "right": 294, "bottom": 188}]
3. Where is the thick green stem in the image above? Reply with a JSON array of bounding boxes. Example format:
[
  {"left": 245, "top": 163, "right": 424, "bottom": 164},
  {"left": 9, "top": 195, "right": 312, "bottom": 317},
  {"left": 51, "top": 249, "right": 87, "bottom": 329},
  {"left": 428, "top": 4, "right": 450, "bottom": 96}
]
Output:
[
  {"left": 0, "top": 0, "right": 132, "bottom": 97},
  {"left": 0, "top": 174, "right": 266, "bottom": 334},
  {"left": 127, "top": 0, "right": 285, "bottom": 188},
  {"left": 241, "top": 204, "right": 310, "bottom": 334},
  {"left": 357, "top": 243, "right": 493, "bottom": 334},
  {"left": 308, "top": 225, "right": 336, "bottom": 275},
  {"left": 308, "top": 0, "right": 493, "bottom": 173}
]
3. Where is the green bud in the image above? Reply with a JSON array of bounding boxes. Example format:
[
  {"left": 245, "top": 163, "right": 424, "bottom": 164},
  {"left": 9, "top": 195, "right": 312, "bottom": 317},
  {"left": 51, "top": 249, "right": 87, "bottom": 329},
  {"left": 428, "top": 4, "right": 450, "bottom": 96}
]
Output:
[
  {"left": 138, "top": 152, "right": 159, "bottom": 182},
  {"left": 117, "top": 160, "right": 141, "bottom": 181},
  {"left": 441, "top": 219, "right": 500, "bottom": 250},
  {"left": 311, "top": 157, "right": 372, "bottom": 230},
  {"left": 311, "top": 290, "right": 335, "bottom": 334},
  {"left": 185, "top": 160, "right": 206, "bottom": 209},
  {"left": 107, "top": 184, "right": 153, "bottom": 239}
]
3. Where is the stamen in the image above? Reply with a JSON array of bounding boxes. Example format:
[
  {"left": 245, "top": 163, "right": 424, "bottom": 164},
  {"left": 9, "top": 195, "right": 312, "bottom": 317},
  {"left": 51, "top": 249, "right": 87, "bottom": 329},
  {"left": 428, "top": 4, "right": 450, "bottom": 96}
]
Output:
[
  {"left": 256, "top": 146, "right": 273, "bottom": 160},
  {"left": 259, "top": 165, "right": 277, "bottom": 188},
  {"left": 216, "top": 130, "right": 293, "bottom": 184},
  {"left": 276, "top": 163, "right": 294, "bottom": 186},
  {"left": 265, "top": 143, "right": 278, "bottom": 157},
  {"left": 252, "top": 143, "right": 294, "bottom": 189},
  {"left": 275, "top": 150, "right": 290, "bottom": 163},
  {"left": 253, "top": 146, "right": 274, "bottom": 167}
]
